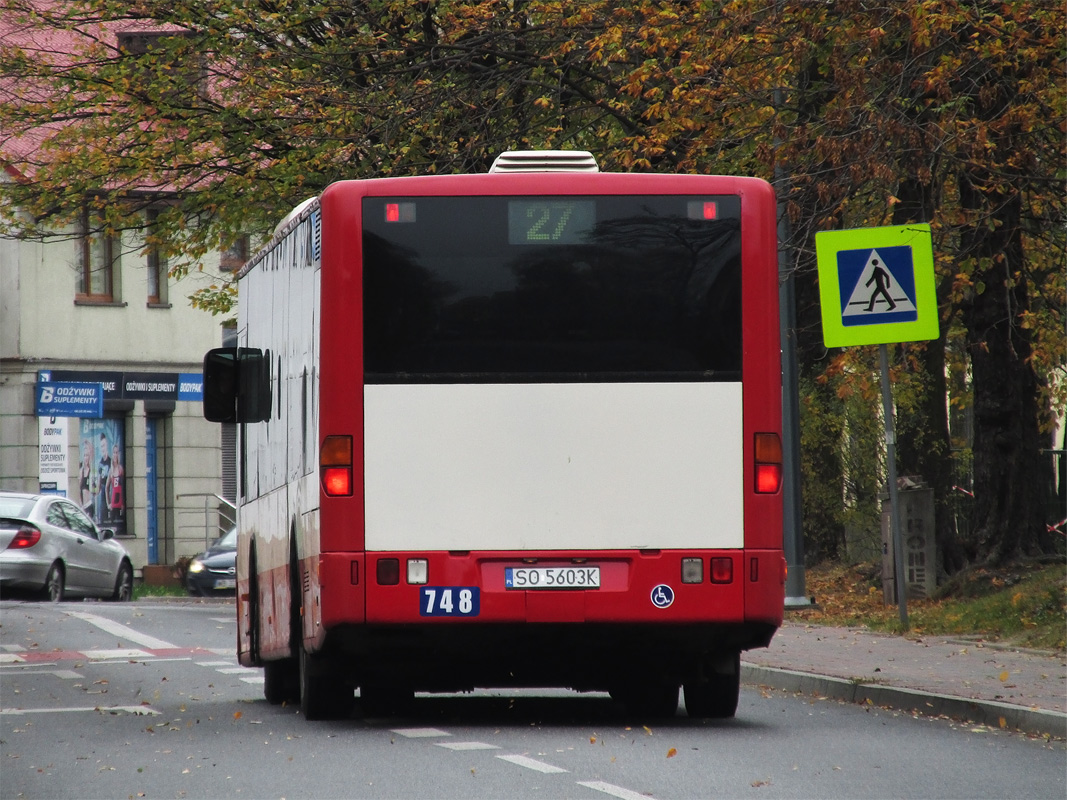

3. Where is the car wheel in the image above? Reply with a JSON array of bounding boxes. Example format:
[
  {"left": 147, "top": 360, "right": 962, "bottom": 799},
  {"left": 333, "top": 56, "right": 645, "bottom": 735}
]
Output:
[
  {"left": 110, "top": 562, "right": 133, "bottom": 602},
  {"left": 43, "top": 563, "right": 65, "bottom": 602}
]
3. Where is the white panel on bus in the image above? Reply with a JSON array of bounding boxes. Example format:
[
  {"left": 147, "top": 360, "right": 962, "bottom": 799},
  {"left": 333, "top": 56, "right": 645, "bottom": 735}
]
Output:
[{"left": 363, "top": 382, "right": 743, "bottom": 552}]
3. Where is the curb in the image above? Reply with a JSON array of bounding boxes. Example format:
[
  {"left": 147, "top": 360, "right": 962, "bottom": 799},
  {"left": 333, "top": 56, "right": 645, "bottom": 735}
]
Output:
[{"left": 742, "top": 664, "right": 1067, "bottom": 739}]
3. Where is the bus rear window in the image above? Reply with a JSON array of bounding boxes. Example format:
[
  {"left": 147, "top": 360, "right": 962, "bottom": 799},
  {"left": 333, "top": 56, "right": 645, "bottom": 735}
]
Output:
[{"left": 362, "top": 195, "right": 741, "bottom": 383}]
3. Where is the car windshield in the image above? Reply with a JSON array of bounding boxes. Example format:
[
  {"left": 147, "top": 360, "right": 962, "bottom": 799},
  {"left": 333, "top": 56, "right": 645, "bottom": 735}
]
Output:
[
  {"left": 0, "top": 497, "right": 36, "bottom": 518},
  {"left": 217, "top": 527, "right": 237, "bottom": 548}
]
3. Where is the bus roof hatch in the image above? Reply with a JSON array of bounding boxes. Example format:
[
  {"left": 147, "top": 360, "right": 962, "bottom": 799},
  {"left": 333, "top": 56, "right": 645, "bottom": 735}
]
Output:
[{"left": 489, "top": 150, "right": 599, "bottom": 173}]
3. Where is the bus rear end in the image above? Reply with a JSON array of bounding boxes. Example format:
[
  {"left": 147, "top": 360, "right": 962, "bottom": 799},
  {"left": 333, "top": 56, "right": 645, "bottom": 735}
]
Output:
[{"left": 313, "top": 154, "right": 783, "bottom": 718}]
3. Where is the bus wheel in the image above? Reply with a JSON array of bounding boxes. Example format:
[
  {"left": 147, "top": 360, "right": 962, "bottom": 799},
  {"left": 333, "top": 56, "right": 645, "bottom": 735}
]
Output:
[
  {"left": 264, "top": 658, "right": 300, "bottom": 705},
  {"left": 683, "top": 653, "right": 740, "bottom": 719},
  {"left": 359, "top": 684, "right": 414, "bottom": 718},
  {"left": 299, "top": 645, "right": 354, "bottom": 720},
  {"left": 611, "top": 679, "right": 679, "bottom": 719}
]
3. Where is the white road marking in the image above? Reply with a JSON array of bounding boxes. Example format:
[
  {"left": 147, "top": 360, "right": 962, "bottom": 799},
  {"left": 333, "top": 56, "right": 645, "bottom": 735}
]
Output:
[
  {"left": 0, "top": 668, "right": 81, "bottom": 679},
  {"left": 0, "top": 654, "right": 25, "bottom": 663},
  {"left": 577, "top": 780, "right": 656, "bottom": 800},
  {"left": 50, "top": 669, "right": 83, "bottom": 679},
  {"left": 216, "top": 667, "right": 257, "bottom": 674},
  {"left": 1, "top": 645, "right": 26, "bottom": 653},
  {"left": 195, "top": 661, "right": 236, "bottom": 667},
  {"left": 435, "top": 741, "right": 501, "bottom": 751},
  {"left": 241, "top": 676, "right": 265, "bottom": 685},
  {"left": 84, "top": 649, "right": 152, "bottom": 660},
  {"left": 1, "top": 705, "right": 160, "bottom": 716},
  {"left": 496, "top": 754, "right": 568, "bottom": 774},
  {"left": 391, "top": 727, "right": 451, "bottom": 738},
  {"left": 66, "top": 611, "right": 177, "bottom": 650}
]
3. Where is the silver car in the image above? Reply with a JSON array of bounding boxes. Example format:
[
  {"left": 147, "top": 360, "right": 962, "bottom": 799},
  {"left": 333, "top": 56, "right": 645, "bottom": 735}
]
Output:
[{"left": 0, "top": 491, "right": 133, "bottom": 601}]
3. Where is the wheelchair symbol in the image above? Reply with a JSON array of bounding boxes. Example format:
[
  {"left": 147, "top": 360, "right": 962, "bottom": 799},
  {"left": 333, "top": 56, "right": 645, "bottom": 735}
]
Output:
[{"left": 650, "top": 584, "right": 674, "bottom": 609}]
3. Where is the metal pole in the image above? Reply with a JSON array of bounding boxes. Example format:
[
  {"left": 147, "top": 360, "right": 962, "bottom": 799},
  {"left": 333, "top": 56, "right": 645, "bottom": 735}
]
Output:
[
  {"left": 775, "top": 75, "right": 810, "bottom": 608},
  {"left": 780, "top": 231, "right": 809, "bottom": 608},
  {"left": 879, "top": 344, "right": 908, "bottom": 628}
]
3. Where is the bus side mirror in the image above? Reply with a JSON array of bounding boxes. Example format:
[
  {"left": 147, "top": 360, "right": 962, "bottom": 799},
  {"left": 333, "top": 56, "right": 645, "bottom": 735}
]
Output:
[
  {"left": 204, "top": 348, "right": 239, "bottom": 422},
  {"left": 203, "top": 347, "right": 272, "bottom": 423}
]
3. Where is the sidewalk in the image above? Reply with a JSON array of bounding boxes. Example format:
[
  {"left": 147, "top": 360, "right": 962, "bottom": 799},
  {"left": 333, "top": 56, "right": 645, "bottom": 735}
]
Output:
[{"left": 741, "top": 622, "right": 1067, "bottom": 738}]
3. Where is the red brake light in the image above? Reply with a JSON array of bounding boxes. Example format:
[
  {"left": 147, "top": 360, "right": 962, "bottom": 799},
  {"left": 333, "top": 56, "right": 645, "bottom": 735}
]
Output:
[
  {"left": 710, "top": 557, "right": 733, "bottom": 584},
  {"left": 322, "top": 467, "right": 352, "bottom": 496},
  {"left": 321, "top": 435, "right": 353, "bottom": 497},
  {"left": 754, "top": 432, "right": 783, "bottom": 494},
  {"left": 7, "top": 525, "right": 41, "bottom": 549}
]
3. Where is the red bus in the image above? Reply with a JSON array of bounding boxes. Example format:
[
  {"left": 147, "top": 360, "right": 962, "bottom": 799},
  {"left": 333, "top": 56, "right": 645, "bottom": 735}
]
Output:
[{"left": 203, "top": 151, "right": 784, "bottom": 720}]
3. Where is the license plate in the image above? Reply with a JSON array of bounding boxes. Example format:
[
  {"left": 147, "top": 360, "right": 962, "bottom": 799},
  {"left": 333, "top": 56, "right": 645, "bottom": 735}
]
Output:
[
  {"left": 504, "top": 566, "right": 600, "bottom": 590},
  {"left": 214, "top": 578, "right": 236, "bottom": 589}
]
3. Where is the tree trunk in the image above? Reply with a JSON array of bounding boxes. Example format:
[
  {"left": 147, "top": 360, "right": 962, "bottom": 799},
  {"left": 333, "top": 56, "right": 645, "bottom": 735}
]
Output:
[{"left": 958, "top": 186, "right": 1052, "bottom": 565}]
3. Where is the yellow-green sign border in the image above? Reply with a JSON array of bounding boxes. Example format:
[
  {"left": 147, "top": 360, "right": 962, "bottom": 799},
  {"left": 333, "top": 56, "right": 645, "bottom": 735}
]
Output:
[{"left": 815, "top": 223, "right": 939, "bottom": 347}]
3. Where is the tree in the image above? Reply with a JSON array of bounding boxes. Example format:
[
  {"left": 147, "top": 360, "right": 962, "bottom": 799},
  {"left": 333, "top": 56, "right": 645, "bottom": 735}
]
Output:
[{"left": 2, "top": 0, "right": 1063, "bottom": 568}]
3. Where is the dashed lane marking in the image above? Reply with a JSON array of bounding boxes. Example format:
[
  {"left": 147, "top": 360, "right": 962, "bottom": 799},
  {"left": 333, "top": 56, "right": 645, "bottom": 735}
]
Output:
[
  {"left": 435, "top": 741, "right": 501, "bottom": 751},
  {"left": 391, "top": 727, "right": 451, "bottom": 738},
  {"left": 496, "top": 754, "right": 568, "bottom": 774},
  {"left": 1, "top": 705, "right": 160, "bottom": 716},
  {"left": 578, "top": 780, "right": 657, "bottom": 800},
  {"left": 0, "top": 668, "right": 83, "bottom": 679}
]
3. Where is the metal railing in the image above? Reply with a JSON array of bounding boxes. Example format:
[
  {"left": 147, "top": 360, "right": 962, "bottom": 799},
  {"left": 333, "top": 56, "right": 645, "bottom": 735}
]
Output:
[{"left": 173, "top": 493, "right": 236, "bottom": 560}]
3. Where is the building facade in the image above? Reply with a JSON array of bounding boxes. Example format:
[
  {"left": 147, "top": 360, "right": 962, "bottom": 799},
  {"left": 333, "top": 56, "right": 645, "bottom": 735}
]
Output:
[{"left": 0, "top": 202, "right": 236, "bottom": 577}]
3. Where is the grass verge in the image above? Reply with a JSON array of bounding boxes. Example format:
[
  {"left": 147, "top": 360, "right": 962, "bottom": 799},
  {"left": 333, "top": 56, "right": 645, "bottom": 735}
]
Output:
[
  {"left": 796, "top": 559, "right": 1066, "bottom": 652},
  {"left": 133, "top": 583, "right": 188, "bottom": 600}
]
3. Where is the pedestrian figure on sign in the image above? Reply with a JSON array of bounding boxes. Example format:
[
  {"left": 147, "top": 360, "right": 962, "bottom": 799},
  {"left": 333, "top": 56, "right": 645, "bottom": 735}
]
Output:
[{"left": 865, "top": 259, "right": 897, "bottom": 312}]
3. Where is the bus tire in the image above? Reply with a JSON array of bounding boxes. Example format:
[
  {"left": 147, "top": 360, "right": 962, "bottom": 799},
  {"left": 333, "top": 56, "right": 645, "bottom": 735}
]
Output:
[
  {"left": 263, "top": 541, "right": 301, "bottom": 705},
  {"left": 611, "top": 679, "right": 679, "bottom": 719},
  {"left": 299, "top": 645, "right": 354, "bottom": 720},
  {"left": 359, "top": 684, "right": 414, "bottom": 717},
  {"left": 264, "top": 659, "right": 300, "bottom": 705},
  {"left": 683, "top": 652, "right": 740, "bottom": 719}
]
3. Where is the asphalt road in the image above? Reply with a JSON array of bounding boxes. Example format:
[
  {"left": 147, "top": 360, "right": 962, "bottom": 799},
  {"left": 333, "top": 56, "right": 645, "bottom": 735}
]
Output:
[{"left": 1, "top": 598, "right": 1063, "bottom": 799}]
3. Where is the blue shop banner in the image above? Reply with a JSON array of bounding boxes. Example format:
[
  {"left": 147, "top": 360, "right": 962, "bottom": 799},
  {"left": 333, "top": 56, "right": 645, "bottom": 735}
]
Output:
[
  {"left": 38, "top": 369, "right": 203, "bottom": 404},
  {"left": 36, "top": 382, "right": 105, "bottom": 418}
]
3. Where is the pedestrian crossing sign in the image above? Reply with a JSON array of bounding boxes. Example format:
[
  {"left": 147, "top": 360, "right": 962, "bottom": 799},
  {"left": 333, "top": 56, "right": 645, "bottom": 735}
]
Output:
[{"left": 816, "top": 223, "right": 938, "bottom": 347}]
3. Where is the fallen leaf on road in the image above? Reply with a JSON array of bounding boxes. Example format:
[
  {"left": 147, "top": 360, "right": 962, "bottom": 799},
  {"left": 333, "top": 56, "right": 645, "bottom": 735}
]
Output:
[{"left": 666, "top": 748, "right": 677, "bottom": 758}]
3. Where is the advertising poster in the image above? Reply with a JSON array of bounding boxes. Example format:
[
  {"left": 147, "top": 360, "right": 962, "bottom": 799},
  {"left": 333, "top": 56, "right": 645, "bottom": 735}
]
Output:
[
  {"left": 38, "top": 416, "right": 69, "bottom": 495},
  {"left": 78, "top": 417, "right": 127, "bottom": 536}
]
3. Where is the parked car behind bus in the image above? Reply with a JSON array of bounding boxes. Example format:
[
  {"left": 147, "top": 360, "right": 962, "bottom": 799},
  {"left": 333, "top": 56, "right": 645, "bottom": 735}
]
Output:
[
  {"left": 185, "top": 526, "right": 237, "bottom": 597},
  {"left": 0, "top": 491, "right": 133, "bottom": 601}
]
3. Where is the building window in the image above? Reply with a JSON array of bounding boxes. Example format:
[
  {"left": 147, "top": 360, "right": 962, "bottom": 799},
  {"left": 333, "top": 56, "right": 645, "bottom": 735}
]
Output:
[
  {"left": 220, "top": 235, "right": 249, "bottom": 272},
  {"left": 76, "top": 205, "right": 119, "bottom": 301},
  {"left": 116, "top": 31, "right": 203, "bottom": 103},
  {"left": 146, "top": 208, "right": 169, "bottom": 306}
]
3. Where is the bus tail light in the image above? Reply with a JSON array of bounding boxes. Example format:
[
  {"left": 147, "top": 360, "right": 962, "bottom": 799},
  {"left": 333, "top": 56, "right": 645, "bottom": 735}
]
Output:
[
  {"left": 754, "top": 432, "right": 782, "bottom": 494},
  {"left": 377, "top": 558, "right": 400, "bottom": 585},
  {"left": 320, "top": 435, "right": 353, "bottom": 497},
  {"left": 710, "top": 557, "right": 733, "bottom": 584}
]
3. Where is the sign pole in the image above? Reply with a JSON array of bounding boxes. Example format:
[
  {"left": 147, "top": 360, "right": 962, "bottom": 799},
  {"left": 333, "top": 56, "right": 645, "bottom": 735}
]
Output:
[{"left": 879, "top": 344, "right": 908, "bottom": 629}]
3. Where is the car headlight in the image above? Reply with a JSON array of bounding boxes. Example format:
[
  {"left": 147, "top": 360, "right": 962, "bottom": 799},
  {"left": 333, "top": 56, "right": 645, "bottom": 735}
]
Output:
[{"left": 187, "top": 559, "right": 205, "bottom": 574}]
